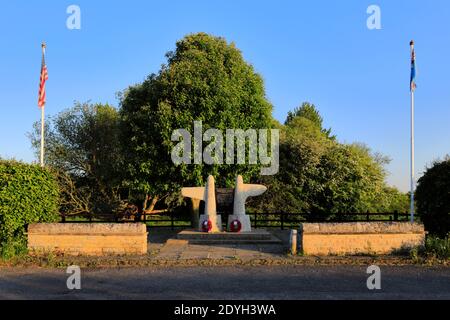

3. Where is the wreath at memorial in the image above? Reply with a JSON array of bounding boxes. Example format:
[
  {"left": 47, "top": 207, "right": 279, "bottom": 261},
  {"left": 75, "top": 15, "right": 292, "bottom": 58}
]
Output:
[
  {"left": 201, "top": 220, "right": 213, "bottom": 232},
  {"left": 229, "top": 219, "right": 242, "bottom": 233}
]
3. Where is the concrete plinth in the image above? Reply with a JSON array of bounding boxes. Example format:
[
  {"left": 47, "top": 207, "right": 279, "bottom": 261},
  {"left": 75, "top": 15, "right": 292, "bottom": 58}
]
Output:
[
  {"left": 199, "top": 214, "right": 223, "bottom": 232},
  {"left": 227, "top": 215, "right": 252, "bottom": 232},
  {"left": 177, "top": 229, "right": 282, "bottom": 245}
]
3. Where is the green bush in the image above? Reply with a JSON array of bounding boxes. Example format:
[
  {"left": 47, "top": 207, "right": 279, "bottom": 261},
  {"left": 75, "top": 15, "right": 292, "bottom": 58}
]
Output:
[
  {"left": 415, "top": 157, "right": 450, "bottom": 237},
  {"left": 423, "top": 236, "right": 450, "bottom": 260},
  {"left": 0, "top": 160, "right": 60, "bottom": 258}
]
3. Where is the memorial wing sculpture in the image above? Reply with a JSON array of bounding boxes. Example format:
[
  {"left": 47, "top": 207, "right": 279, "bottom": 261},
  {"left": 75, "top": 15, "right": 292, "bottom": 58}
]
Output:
[
  {"left": 181, "top": 175, "right": 267, "bottom": 233},
  {"left": 182, "top": 176, "right": 221, "bottom": 232}
]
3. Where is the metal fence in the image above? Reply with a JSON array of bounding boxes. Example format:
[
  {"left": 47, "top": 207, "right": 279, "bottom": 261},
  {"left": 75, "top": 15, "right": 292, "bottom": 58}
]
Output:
[
  {"left": 61, "top": 211, "right": 412, "bottom": 230},
  {"left": 248, "top": 212, "right": 411, "bottom": 230}
]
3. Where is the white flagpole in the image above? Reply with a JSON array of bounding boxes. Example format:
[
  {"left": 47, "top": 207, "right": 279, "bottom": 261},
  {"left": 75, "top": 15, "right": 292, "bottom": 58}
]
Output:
[
  {"left": 40, "top": 43, "right": 46, "bottom": 168},
  {"left": 410, "top": 40, "right": 415, "bottom": 223},
  {"left": 40, "top": 103, "right": 45, "bottom": 167},
  {"left": 410, "top": 88, "right": 415, "bottom": 223}
]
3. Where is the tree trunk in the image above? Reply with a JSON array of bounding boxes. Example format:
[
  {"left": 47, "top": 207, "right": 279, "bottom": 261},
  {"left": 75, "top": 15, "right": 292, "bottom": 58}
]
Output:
[
  {"left": 142, "top": 195, "right": 159, "bottom": 220},
  {"left": 142, "top": 195, "right": 149, "bottom": 215},
  {"left": 146, "top": 196, "right": 159, "bottom": 212}
]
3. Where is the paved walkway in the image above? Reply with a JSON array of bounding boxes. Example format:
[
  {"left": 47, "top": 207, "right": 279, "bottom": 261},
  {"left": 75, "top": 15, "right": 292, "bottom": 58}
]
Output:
[
  {"left": 157, "top": 241, "right": 286, "bottom": 260},
  {"left": 147, "top": 229, "right": 289, "bottom": 261}
]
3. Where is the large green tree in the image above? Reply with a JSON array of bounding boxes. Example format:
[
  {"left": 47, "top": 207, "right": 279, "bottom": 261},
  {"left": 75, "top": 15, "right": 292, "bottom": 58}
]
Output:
[{"left": 120, "top": 33, "right": 273, "bottom": 217}]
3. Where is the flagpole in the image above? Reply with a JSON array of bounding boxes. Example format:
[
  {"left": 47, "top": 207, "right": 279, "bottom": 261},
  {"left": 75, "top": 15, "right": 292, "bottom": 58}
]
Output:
[
  {"left": 410, "top": 87, "right": 415, "bottom": 223},
  {"left": 410, "top": 40, "right": 415, "bottom": 223},
  {"left": 40, "top": 43, "right": 46, "bottom": 168}
]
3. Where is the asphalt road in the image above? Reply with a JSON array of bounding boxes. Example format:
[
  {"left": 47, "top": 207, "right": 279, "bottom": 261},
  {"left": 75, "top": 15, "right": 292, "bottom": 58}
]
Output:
[{"left": 0, "top": 265, "right": 448, "bottom": 300}]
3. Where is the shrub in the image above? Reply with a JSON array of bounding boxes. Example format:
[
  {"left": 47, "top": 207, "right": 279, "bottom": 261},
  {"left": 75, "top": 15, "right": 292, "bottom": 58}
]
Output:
[
  {"left": 0, "top": 160, "right": 60, "bottom": 258},
  {"left": 423, "top": 236, "right": 450, "bottom": 260},
  {"left": 415, "top": 157, "right": 450, "bottom": 237}
]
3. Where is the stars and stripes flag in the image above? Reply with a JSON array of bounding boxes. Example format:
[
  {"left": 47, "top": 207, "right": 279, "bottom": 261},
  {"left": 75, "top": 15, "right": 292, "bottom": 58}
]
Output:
[
  {"left": 410, "top": 41, "right": 417, "bottom": 92},
  {"left": 38, "top": 47, "right": 48, "bottom": 108}
]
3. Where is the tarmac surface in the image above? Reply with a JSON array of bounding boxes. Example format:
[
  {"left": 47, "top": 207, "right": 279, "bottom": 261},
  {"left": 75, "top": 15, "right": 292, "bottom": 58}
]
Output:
[{"left": 0, "top": 265, "right": 449, "bottom": 300}]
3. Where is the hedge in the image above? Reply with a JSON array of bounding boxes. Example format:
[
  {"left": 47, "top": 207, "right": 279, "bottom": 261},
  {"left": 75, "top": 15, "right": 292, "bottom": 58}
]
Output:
[
  {"left": 415, "top": 157, "right": 450, "bottom": 237},
  {"left": 0, "top": 160, "right": 60, "bottom": 258}
]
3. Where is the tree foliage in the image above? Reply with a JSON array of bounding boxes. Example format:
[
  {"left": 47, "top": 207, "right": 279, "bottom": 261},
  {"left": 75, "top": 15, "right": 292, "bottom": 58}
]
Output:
[
  {"left": 30, "top": 103, "right": 124, "bottom": 217},
  {"left": 120, "top": 32, "right": 273, "bottom": 211},
  {"left": 286, "top": 102, "right": 323, "bottom": 127},
  {"left": 416, "top": 157, "right": 450, "bottom": 237},
  {"left": 285, "top": 103, "right": 333, "bottom": 138},
  {"left": 250, "top": 102, "right": 408, "bottom": 219},
  {"left": 0, "top": 160, "right": 59, "bottom": 258}
]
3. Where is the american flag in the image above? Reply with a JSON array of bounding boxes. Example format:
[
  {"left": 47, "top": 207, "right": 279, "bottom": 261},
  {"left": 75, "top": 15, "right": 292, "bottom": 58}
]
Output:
[{"left": 38, "top": 46, "right": 48, "bottom": 108}]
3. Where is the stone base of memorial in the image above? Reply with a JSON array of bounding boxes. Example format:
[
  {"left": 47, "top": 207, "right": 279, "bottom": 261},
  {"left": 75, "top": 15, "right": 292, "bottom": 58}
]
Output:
[
  {"left": 300, "top": 222, "right": 425, "bottom": 256},
  {"left": 177, "top": 229, "right": 282, "bottom": 244},
  {"left": 199, "top": 214, "right": 223, "bottom": 232},
  {"left": 28, "top": 223, "right": 148, "bottom": 256},
  {"left": 227, "top": 214, "right": 252, "bottom": 232}
]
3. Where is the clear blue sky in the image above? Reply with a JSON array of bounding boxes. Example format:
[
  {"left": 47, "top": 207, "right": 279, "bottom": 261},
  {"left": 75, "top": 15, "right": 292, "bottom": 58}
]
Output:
[{"left": 1, "top": 0, "right": 449, "bottom": 192}]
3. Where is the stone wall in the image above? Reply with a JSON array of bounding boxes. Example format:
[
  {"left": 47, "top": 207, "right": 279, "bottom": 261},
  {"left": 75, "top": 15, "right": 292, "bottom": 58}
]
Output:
[
  {"left": 28, "top": 223, "right": 148, "bottom": 256},
  {"left": 300, "top": 222, "right": 425, "bottom": 256}
]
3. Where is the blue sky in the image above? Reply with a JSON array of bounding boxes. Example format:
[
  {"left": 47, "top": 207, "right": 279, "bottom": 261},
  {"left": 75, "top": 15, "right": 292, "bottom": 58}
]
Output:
[{"left": 0, "top": 0, "right": 449, "bottom": 192}]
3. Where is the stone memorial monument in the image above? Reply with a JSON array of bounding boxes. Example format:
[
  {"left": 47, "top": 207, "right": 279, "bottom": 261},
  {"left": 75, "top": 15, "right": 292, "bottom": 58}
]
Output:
[
  {"left": 227, "top": 175, "right": 267, "bottom": 232},
  {"left": 181, "top": 175, "right": 267, "bottom": 233},
  {"left": 181, "top": 175, "right": 222, "bottom": 232}
]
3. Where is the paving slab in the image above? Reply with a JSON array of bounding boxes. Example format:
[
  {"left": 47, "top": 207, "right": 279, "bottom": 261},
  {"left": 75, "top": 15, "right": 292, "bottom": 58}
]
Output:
[{"left": 147, "top": 228, "right": 289, "bottom": 261}]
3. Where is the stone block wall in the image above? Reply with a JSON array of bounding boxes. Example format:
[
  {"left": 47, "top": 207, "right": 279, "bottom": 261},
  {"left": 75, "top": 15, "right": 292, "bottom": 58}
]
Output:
[
  {"left": 300, "top": 222, "right": 425, "bottom": 255},
  {"left": 28, "top": 223, "right": 148, "bottom": 256}
]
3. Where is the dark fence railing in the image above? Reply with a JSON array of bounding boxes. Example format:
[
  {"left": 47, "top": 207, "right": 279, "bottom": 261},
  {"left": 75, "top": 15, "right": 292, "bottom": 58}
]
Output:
[
  {"left": 248, "top": 212, "right": 411, "bottom": 230},
  {"left": 61, "top": 211, "right": 412, "bottom": 230}
]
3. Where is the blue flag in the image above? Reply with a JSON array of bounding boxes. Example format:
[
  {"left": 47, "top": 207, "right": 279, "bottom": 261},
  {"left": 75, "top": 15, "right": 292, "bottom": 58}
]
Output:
[{"left": 410, "top": 44, "right": 417, "bottom": 92}]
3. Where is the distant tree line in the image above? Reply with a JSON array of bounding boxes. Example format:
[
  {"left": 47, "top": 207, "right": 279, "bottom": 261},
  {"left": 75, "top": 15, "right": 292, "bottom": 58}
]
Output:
[{"left": 248, "top": 102, "right": 410, "bottom": 219}]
